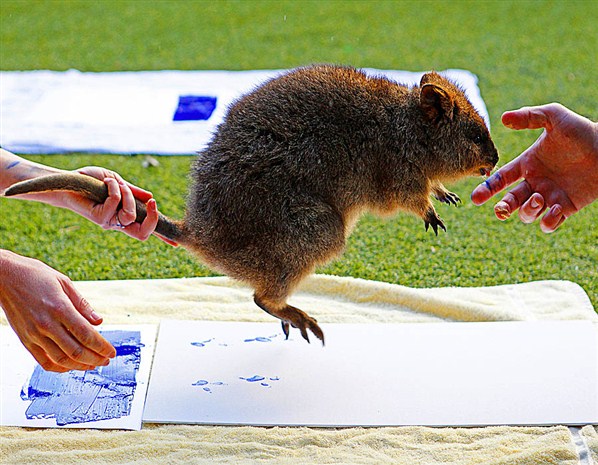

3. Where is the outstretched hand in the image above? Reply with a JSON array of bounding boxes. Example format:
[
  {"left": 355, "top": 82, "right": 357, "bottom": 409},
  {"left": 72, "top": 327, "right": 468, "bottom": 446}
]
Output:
[{"left": 471, "top": 103, "right": 598, "bottom": 232}]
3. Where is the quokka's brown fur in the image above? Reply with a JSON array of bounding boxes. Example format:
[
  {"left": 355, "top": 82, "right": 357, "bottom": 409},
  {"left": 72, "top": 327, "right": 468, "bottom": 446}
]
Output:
[{"left": 5, "top": 65, "right": 499, "bottom": 344}]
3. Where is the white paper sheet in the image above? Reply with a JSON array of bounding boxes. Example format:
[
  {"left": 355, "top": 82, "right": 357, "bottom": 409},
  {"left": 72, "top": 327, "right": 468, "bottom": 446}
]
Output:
[
  {"left": 143, "top": 320, "right": 598, "bottom": 427},
  {"left": 0, "top": 325, "right": 156, "bottom": 430}
]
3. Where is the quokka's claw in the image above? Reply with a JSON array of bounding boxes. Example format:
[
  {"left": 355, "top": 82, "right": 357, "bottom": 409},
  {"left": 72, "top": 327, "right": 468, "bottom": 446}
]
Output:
[
  {"left": 286, "top": 311, "right": 324, "bottom": 345},
  {"left": 281, "top": 321, "right": 290, "bottom": 339},
  {"left": 255, "top": 297, "right": 325, "bottom": 346},
  {"left": 424, "top": 208, "right": 447, "bottom": 236}
]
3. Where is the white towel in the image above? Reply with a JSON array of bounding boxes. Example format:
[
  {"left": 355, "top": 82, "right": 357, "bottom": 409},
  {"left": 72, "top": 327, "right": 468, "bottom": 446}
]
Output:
[
  {"left": 0, "top": 276, "right": 596, "bottom": 464},
  {"left": 0, "top": 68, "right": 490, "bottom": 155}
]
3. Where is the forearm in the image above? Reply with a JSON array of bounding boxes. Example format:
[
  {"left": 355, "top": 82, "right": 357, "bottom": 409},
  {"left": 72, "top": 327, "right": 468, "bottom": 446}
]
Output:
[
  {"left": 0, "top": 249, "right": 29, "bottom": 308},
  {"left": 0, "top": 149, "right": 68, "bottom": 207}
]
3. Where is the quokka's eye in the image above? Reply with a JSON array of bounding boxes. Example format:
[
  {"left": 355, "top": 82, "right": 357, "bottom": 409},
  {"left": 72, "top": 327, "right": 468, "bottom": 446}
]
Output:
[{"left": 472, "top": 134, "right": 483, "bottom": 144}]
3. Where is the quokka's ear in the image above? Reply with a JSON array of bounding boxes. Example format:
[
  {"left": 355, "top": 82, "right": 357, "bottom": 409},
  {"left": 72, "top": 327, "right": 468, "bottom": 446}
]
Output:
[{"left": 420, "top": 82, "right": 454, "bottom": 122}]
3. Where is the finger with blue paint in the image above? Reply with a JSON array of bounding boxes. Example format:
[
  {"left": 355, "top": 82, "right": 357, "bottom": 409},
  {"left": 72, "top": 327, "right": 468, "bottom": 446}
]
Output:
[{"left": 471, "top": 103, "right": 598, "bottom": 233}]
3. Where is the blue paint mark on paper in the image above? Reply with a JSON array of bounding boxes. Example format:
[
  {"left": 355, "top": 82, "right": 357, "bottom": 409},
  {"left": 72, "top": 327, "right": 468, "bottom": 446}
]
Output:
[
  {"left": 20, "top": 330, "right": 143, "bottom": 426},
  {"left": 6, "top": 160, "right": 20, "bottom": 169},
  {"left": 244, "top": 334, "right": 279, "bottom": 343},
  {"left": 240, "top": 375, "right": 266, "bottom": 383},
  {"left": 173, "top": 96, "right": 217, "bottom": 121},
  {"left": 239, "top": 375, "right": 280, "bottom": 388},
  {"left": 244, "top": 337, "right": 271, "bottom": 343},
  {"left": 192, "top": 379, "right": 227, "bottom": 394},
  {"left": 190, "top": 339, "right": 213, "bottom": 348}
]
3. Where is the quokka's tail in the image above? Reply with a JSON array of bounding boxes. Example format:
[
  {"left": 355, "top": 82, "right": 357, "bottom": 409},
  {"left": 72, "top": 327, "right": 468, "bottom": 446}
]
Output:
[{"left": 4, "top": 172, "right": 184, "bottom": 242}]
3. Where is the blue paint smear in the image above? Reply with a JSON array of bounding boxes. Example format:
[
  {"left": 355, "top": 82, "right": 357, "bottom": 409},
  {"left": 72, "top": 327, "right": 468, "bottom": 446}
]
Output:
[
  {"left": 6, "top": 160, "right": 20, "bottom": 169},
  {"left": 192, "top": 379, "right": 226, "bottom": 393},
  {"left": 173, "top": 96, "right": 217, "bottom": 121},
  {"left": 239, "top": 375, "right": 280, "bottom": 387},
  {"left": 244, "top": 334, "right": 279, "bottom": 343},
  {"left": 20, "top": 330, "right": 143, "bottom": 426},
  {"left": 244, "top": 337, "right": 272, "bottom": 343},
  {"left": 190, "top": 339, "right": 212, "bottom": 347},
  {"left": 240, "top": 375, "right": 266, "bottom": 383}
]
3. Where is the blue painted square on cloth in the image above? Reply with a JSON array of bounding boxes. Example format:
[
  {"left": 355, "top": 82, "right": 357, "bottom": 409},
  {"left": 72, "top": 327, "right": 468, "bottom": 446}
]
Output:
[{"left": 173, "top": 95, "right": 217, "bottom": 121}]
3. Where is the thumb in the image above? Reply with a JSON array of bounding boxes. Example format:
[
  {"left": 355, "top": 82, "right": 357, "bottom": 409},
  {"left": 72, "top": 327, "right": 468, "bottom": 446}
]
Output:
[{"left": 502, "top": 105, "right": 555, "bottom": 131}]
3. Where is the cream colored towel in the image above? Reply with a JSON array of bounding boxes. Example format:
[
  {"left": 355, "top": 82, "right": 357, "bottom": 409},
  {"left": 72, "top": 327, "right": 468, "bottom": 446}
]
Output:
[{"left": 1, "top": 275, "right": 597, "bottom": 465}]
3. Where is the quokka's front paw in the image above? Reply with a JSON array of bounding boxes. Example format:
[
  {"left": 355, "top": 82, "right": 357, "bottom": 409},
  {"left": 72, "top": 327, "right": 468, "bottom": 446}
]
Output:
[
  {"left": 435, "top": 189, "right": 461, "bottom": 206},
  {"left": 424, "top": 207, "right": 447, "bottom": 235}
]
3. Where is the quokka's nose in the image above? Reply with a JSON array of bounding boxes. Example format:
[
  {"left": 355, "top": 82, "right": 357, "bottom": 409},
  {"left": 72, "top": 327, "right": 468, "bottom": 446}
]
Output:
[{"left": 487, "top": 144, "right": 499, "bottom": 167}]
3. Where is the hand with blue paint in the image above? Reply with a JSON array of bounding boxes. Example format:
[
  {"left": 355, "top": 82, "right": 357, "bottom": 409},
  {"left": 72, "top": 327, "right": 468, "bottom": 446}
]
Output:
[
  {"left": 471, "top": 103, "right": 598, "bottom": 233},
  {"left": 0, "top": 250, "right": 116, "bottom": 372}
]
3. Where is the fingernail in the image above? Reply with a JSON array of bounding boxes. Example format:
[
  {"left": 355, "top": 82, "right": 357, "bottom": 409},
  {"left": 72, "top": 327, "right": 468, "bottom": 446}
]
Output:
[
  {"left": 90, "top": 311, "right": 102, "bottom": 322},
  {"left": 501, "top": 112, "right": 515, "bottom": 129},
  {"left": 494, "top": 202, "right": 511, "bottom": 220},
  {"left": 531, "top": 197, "right": 540, "bottom": 209},
  {"left": 550, "top": 204, "right": 562, "bottom": 216}
]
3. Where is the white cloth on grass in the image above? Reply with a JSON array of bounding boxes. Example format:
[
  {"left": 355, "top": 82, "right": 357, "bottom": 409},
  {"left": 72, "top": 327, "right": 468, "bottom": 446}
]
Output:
[{"left": 0, "top": 68, "right": 490, "bottom": 155}]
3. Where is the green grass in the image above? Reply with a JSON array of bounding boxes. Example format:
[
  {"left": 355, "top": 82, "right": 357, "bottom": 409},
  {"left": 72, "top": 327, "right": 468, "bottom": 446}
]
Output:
[{"left": 1, "top": 0, "right": 597, "bottom": 310}]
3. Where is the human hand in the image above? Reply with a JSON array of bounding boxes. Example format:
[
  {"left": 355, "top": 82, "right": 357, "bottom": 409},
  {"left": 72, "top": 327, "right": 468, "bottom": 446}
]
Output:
[
  {"left": 68, "top": 166, "right": 176, "bottom": 245},
  {"left": 471, "top": 103, "right": 598, "bottom": 232},
  {"left": 0, "top": 250, "right": 116, "bottom": 372}
]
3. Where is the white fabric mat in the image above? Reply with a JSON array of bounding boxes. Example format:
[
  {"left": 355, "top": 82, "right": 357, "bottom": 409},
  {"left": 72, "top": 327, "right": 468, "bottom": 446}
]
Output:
[
  {"left": 0, "top": 68, "right": 490, "bottom": 155},
  {"left": 0, "top": 276, "right": 596, "bottom": 464}
]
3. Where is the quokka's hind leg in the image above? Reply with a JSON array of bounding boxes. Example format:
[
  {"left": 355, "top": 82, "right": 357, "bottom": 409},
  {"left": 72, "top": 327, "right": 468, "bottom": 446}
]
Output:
[
  {"left": 254, "top": 293, "right": 324, "bottom": 344},
  {"left": 243, "top": 196, "right": 346, "bottom": 345}
]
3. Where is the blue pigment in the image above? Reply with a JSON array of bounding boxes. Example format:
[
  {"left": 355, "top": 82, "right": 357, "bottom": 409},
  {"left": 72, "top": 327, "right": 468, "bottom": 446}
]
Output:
[
  {"left": 240, "top": 375, "right": 266, "bottom": 383},
  {"left": 244, "top": 337, "right": 271, "bottom": 343},
  {"left": 244, "top": 334, "right": 279, "bottom": 343},
  {"left": 173, "top": 96, "right": 217, "bottom": 121},
  {"left": 6, "top": 160, "right": 20, "bottom": 169},
  {"left": 20, "top": 330, "right": 143, "bottom": 426},
  {"left": 192, "top": 380, "right": 226, "bottom": 393},
  {"left": 239, "top": 375, "right": 280, "bottom": 387},
  {"left": 190, "top": 339, "right": 212, "bottom": 347}
]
